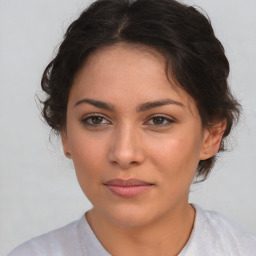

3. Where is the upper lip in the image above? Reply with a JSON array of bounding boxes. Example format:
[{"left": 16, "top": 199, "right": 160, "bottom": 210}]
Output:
[{"left": 104, "top": 179, "right": 153, "bottom": 187}]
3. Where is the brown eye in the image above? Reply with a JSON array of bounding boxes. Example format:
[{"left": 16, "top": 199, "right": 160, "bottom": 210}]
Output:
[
  {"left": 82, "top": 114, "right": 110, "bottom": 127},
  {"left": 146, "top": 115, "right": 174, "bottom": 127},
  {"left": 152, "top": 116, "right": 165, "bottom": 125},
  {"left": 91, "top": 116, "right": 104, "bottom": 124}
]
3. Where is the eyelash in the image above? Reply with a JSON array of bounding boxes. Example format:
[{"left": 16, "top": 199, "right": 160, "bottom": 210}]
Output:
[
  {"left": 81, "top": 113, "right": 175, "bottom": 128},
  {"left": 146, "top": 114, "right": 175, "bottom": 127}
]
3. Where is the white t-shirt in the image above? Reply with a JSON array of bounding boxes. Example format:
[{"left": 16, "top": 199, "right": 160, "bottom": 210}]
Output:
[{"left": 8, "top": 204, "right": 256, "bottom": 256}]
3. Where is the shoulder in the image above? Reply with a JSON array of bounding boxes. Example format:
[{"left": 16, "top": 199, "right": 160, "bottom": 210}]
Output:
[
  {"left": 185, "top": 204, "right": 256, "bottom": 256},
  {"left": 7, "top": 217, "right": 83, "bottom": 256}
]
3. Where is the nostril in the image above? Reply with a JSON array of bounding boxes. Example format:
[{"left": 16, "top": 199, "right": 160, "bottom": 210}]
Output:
[
  {"left": 110, "top": 160, "right": 138, "bottom": 167},
  {"left": 111, "top": 161, "right": 118, "bottom": 165}
]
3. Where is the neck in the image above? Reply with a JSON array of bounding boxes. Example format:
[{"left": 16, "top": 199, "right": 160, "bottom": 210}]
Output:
[{"left": 86, "top": 203, "right": 195, "bottom": 256}]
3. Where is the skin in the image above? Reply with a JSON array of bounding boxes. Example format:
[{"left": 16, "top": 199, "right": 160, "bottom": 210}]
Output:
[{"left": 62, "top": 43, "right": 225, "bottom": 255}]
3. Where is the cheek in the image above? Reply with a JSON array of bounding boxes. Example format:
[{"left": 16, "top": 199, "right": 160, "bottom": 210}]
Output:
[
  {"left": 150, "top": 135, "right": 196, "bottom": 160},
  {"left": 69, "top": 137, "right": 108, "bottom": 205},
  {"left": 69, "top": 134, "right": 108, "bottom": 183},
  {"left": 148, "top": 135, "right": 200, "bottom": 201},
  {"left": 148, "top": 133, "right": 201, "bottom": 177}
]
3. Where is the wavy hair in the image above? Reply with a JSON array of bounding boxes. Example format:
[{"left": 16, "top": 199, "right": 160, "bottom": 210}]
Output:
[{"left": 41, "top": 0, "right": 240, "bottom": 181}]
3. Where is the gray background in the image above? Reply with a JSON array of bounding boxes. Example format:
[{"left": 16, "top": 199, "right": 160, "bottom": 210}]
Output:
[{"left": 0, "top": 0, "right": 255, "bottom": 255}]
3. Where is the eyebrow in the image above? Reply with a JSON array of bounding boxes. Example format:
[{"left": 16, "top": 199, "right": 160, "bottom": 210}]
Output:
[
  {"left": 74, "top": 98, "right": 184, "bottom": 112},
  {"left": 137, "top": 99, "right": 184, "bottom": 112},
  {"left": 74, "top": 98, "right": 115, "bottom": 111}
]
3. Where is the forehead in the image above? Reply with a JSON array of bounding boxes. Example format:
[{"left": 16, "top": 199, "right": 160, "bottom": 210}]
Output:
[
  {"left": 70, "top": 43, "right": 198, "bottom": 115},
  {"left": 75, "top": 42, "right": 167, "bottom": 86}
]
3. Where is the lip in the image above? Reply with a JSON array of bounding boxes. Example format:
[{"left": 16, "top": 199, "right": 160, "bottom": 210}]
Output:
[{"left": 104, "top": 179, "right": 153, "bottom": 197}]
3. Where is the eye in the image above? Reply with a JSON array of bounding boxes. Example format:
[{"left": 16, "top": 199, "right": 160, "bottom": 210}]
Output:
[
  {"left": 146, "top": 115, "right": 174, "bottom": 127},
  {"left": 81, "top": 114, "right": 110, "bottom": 127}
]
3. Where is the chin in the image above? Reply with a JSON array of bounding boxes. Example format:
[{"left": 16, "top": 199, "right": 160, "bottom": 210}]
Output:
[{"left": 101, "top": 204, "right": 160, "bottom": 228}]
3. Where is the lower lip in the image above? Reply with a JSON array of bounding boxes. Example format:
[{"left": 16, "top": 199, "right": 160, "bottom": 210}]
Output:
[{"left": 105, "top": 185, "right": 153, "bottom": 197}]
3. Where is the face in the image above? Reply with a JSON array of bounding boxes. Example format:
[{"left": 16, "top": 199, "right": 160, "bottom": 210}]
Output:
[{"left": 62, "top": 43, "right": 215, "bottom": 227}]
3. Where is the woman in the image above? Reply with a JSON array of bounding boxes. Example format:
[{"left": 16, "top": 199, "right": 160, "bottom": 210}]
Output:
[{"left": 8, "top": 0, "right": 256, "bottom": 255}]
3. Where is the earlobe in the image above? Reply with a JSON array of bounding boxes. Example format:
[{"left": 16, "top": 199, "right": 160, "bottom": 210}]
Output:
[
  {"left": 61, "top": 131, "right": 72, "bottom": 159},
  {"left": 200, "top": 120, "right": 227, "bottom": 160}
]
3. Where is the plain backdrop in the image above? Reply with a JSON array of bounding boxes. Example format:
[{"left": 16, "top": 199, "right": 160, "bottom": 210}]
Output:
[{"left": 0, "top": 0, "right": 255, "bottom": 255}]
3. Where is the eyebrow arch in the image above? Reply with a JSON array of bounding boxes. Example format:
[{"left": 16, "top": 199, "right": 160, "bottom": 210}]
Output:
[
  {"left": 74, "top": 98, "right": 184, "bottom": 112},
  {"left": 137, "top": 99, "right": 184, "bottom": 112},
  {"left": 74, "top": 98, "right": 115, "bottom": 111}
]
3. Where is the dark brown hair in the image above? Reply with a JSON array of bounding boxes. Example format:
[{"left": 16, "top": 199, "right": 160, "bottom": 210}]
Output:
[{"left": 41, "top": 0, "right": 240, "bottom": 181}]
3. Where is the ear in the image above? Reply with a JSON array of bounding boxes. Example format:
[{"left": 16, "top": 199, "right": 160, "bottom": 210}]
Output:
[
  {"left": 61, "top": 130, "right": 72, "bottom": 159},
  {"left": 200, "top": 119, "right": 227, "bottom": 160}
]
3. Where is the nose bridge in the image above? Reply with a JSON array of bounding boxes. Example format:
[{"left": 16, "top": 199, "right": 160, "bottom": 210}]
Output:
[{"left": 108, "top": 122, "right": 145, "bottom": 168}]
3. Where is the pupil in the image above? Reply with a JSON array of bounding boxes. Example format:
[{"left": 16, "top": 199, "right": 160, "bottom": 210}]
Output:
[
  {"left": 92, "top": 116, "right": 103, "bottom": 124},
  {"left": 153, "top": 117, "right": 164, "bottom": 124}
]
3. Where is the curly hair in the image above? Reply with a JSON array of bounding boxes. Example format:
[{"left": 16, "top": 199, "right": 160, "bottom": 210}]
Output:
[{"left": 41, "top": 0, "right": 240, "bottom": 181}]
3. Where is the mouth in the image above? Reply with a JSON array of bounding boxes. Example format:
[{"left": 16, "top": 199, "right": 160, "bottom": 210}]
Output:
[{"left": 103, "top": 179, "right": 154, "bottom": 198}]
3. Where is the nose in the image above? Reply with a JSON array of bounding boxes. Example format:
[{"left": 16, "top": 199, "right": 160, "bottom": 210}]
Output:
[{"left": 108, "top": 124, "right": 146, "bottom": 169}]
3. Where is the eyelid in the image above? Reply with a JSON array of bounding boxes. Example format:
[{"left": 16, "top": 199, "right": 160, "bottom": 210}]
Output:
[
  {"left": 144, "top": 114, "right": 175, "bottom": 126},
  {"left": 81, "top": 113, "right": 175, "bottom": 128},
  {"left": 81, "top": 113, "right": 111, "bottom": 126}
]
